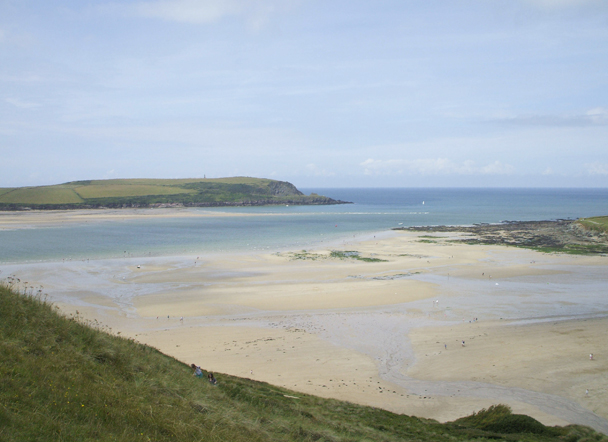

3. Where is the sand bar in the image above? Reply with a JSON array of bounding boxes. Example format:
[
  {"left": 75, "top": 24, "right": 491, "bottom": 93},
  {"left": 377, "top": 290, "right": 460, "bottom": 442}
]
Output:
[{"left": 0, "top": 207, "right": 265, "bottom": 230}]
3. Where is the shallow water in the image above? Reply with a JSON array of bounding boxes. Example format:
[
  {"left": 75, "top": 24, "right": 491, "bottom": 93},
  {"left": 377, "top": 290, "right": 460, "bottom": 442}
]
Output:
[{"left": 1, "top": 187, "right": 607, "bottom": 264}]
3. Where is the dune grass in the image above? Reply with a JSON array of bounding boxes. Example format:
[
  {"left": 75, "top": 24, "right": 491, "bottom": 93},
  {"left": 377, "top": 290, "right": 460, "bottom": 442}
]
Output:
[
  {"left": 516, "top": 244, "right": 608, "bottom": 255},
  {"left": 454, "top": 405, "right": 558, "bottom": 436},
  {"left": 285, "top": 250, "right": 388, "bottom": 262},
  {"left": 329, "top": 250, "right": 388, "bottom": 262},
  {"left": 1, "top": 282, "right": 604, "bottom": 442}
]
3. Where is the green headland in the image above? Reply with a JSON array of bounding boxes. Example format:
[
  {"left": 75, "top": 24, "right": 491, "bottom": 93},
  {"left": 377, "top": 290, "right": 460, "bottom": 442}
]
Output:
[
  {"left": 1, "top": 283, "right": 605, "bottom": 441},
  {"left": 0, "top": 177, "right": 347, "bottom": 210}
]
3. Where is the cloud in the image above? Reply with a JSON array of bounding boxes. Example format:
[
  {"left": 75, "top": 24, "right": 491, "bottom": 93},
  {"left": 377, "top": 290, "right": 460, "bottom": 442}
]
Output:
[
  {"left": 586, "top": 107, "right": 608, "bottom": 124},
  {"left": 5, "top": 98, "right": 41, "bottom": 109},
  {"left": 103, "top": 169, "right": 117, "bottom": 179},
  {"left": 360, "top": 158, "right": 514, "bottom": 176},
  {"left": 480, "top": 161, "right": 515, "bottom": 175},
  {"left": 493, "top": 108, "right": 608, "bottom": 127},
  {"left": 523, "top": 0, "right": 608, "bottom": 10},
  {"left": 114, "top": 0, "right": 295, "bottom": 25},
  {"left": 305, "top": 163, "right": 335, "bottom": 177},
  {"left": 132, "top": 0, "right": 243, "bottom": 23},
  {"left": 585, "top": 162, "right": 608, "bottom": 175}
]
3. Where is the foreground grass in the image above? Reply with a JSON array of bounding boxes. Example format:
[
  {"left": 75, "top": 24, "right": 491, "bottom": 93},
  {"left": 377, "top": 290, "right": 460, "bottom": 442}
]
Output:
[{"left": 1, "top": 285, "right": 605, "bottom": 442}]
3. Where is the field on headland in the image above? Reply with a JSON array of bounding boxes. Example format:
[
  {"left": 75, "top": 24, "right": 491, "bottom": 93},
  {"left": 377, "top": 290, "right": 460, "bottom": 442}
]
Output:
[
  {"left": 3, "top": 211, "right": 607, "bottom": 436},
  {"left": 0, "top": 177, "right": 345, "bottom": 210}
]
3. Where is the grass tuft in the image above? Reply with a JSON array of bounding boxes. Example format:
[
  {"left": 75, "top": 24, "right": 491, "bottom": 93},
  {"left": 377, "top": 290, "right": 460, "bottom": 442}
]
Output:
[{"left": 329, "top": 250, "right": 388, "bottom": 262}]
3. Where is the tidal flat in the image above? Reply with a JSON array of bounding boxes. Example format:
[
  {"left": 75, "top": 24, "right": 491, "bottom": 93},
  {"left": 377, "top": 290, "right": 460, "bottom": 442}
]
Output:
[{"left": 3, "top": 221, "right": 607, "bottom": 434}]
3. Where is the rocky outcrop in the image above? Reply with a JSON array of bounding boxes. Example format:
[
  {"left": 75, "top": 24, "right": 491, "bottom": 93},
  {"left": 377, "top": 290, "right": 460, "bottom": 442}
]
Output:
[
  {"left": 268, "top": 180, "right": 304, "bottom": 196},
  {"left": 394, "top": 219, "right": 608, "bottom": 254}
]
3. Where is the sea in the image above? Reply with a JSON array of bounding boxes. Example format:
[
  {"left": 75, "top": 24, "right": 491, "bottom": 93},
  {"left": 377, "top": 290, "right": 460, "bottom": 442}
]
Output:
[{"left": 1, "top": 188, "right": 607, "bottom": 264}]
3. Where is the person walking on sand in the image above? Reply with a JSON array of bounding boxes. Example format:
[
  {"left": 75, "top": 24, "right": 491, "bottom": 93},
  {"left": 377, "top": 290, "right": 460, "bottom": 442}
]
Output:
[
  {"left": 590, "top": 353, "right": 594, "bottom": 360},
  {"left": 462, "top": 340, "right": 465, "bottom": 347}
]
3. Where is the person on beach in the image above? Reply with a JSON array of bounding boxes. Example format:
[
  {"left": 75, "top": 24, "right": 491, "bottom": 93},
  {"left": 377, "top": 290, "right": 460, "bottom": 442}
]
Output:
[
  {"left": 462, "top": 340, "right": 465, "bottom": 347},
  {"left": 208, "top": 373, "right": 217, "bottom": 385},
  {"left": 191, "top": 364, "right": 203, "bottom": 378},
  {"left": 590, "top": 353, "right": 594, "bottom": 360}
]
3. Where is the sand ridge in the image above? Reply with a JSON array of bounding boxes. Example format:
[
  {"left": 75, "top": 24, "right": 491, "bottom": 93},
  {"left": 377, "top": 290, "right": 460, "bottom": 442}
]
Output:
[{"left": 0, "top": 207, "right": 275, "bottom": 230}]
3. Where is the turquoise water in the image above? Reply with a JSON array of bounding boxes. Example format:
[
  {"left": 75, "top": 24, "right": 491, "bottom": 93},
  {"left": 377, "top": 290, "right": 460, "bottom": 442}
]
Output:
[{"left": 1, "top": 188, "right": 607, "bottom": 263}]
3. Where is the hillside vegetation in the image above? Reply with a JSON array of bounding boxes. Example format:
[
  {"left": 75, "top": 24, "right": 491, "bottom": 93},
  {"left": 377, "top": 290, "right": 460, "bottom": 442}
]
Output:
[
  {"left": 398, "top": 219, "right": 608, "bottom": 255},
  {"left": 1, "top": 283, "right": 605, "bottom": 442},
  {"left": 577, "top": 216, "right": 608, "bottom": 234},
  {"left": 0, "top": 177, "right": 345, "bottom": 210}
]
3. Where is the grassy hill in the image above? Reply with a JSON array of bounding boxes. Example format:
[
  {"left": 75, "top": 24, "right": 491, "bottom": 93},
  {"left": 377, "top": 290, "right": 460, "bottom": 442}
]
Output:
[
  {"left": 577, "top": 216, "right": 608, "bottom": 234},
  {"left": 1, "top": 283, "right": 605, "bottom": 442},
  {"left": 0, "top": 177, "right": 345, "bottom": 210}
]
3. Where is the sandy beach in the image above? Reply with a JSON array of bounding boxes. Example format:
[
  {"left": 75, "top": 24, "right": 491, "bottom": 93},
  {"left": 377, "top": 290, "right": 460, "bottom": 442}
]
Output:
[
  {"left": 0, "top": 207, "right": 256, "bottom": 230},
  {"left": 2, "top": 211, "right": 607, "bottom": 433}
]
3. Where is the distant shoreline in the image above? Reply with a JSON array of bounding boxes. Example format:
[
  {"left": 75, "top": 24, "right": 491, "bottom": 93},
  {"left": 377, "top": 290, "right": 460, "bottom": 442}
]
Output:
[
  {"left": 0, "top": 198, "right": 353, "bottom": 212},
  {"left": 0, "top": 207, "right": 283, "bottom": 230}
]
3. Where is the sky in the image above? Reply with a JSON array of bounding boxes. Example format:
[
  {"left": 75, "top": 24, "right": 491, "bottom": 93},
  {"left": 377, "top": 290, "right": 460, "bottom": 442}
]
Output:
[{"left": 1, "top": 0, "right": 608, "bottom": 188}]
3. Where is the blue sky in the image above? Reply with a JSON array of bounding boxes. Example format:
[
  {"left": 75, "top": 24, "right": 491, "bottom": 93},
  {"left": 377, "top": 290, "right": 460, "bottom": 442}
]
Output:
[{"left": 1, "top": 0, "right": 607, "bottom": 188}]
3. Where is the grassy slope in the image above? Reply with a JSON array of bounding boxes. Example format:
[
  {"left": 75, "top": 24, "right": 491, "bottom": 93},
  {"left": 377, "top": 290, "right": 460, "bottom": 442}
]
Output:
[
  {"left": 578, "top": 216, "right": 608, "bottom": 234},
  {"left": 0, "top": 177, "right": 328, "bottom": 208},
  {"left": 73, "top": 184, "right": 197, "bottom": 199},
  {"left": 0, "top": 187, "right": 84, "bottom": 204},
  {"left": 1, "top": 284, "right": 605, "bottom": 442}
]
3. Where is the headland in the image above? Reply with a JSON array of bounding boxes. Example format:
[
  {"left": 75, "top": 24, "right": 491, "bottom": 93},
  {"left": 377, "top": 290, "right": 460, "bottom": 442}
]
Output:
[{"left": 0, "top": 177, "right": 350, "bottom": 210}]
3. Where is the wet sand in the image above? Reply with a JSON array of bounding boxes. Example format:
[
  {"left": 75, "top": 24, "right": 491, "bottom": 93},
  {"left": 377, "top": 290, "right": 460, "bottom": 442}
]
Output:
[
  {"left": 0, "top": 207, "right": 256, "bottom": 230},
  {"left": 2, "top": 226, "right": 607, "bottom": 433}
]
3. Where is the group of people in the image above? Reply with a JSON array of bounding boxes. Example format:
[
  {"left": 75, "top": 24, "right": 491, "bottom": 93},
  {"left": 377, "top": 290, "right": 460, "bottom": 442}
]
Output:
[{"left": 191, "top": 364, "right": 217, "bottom": 385}]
